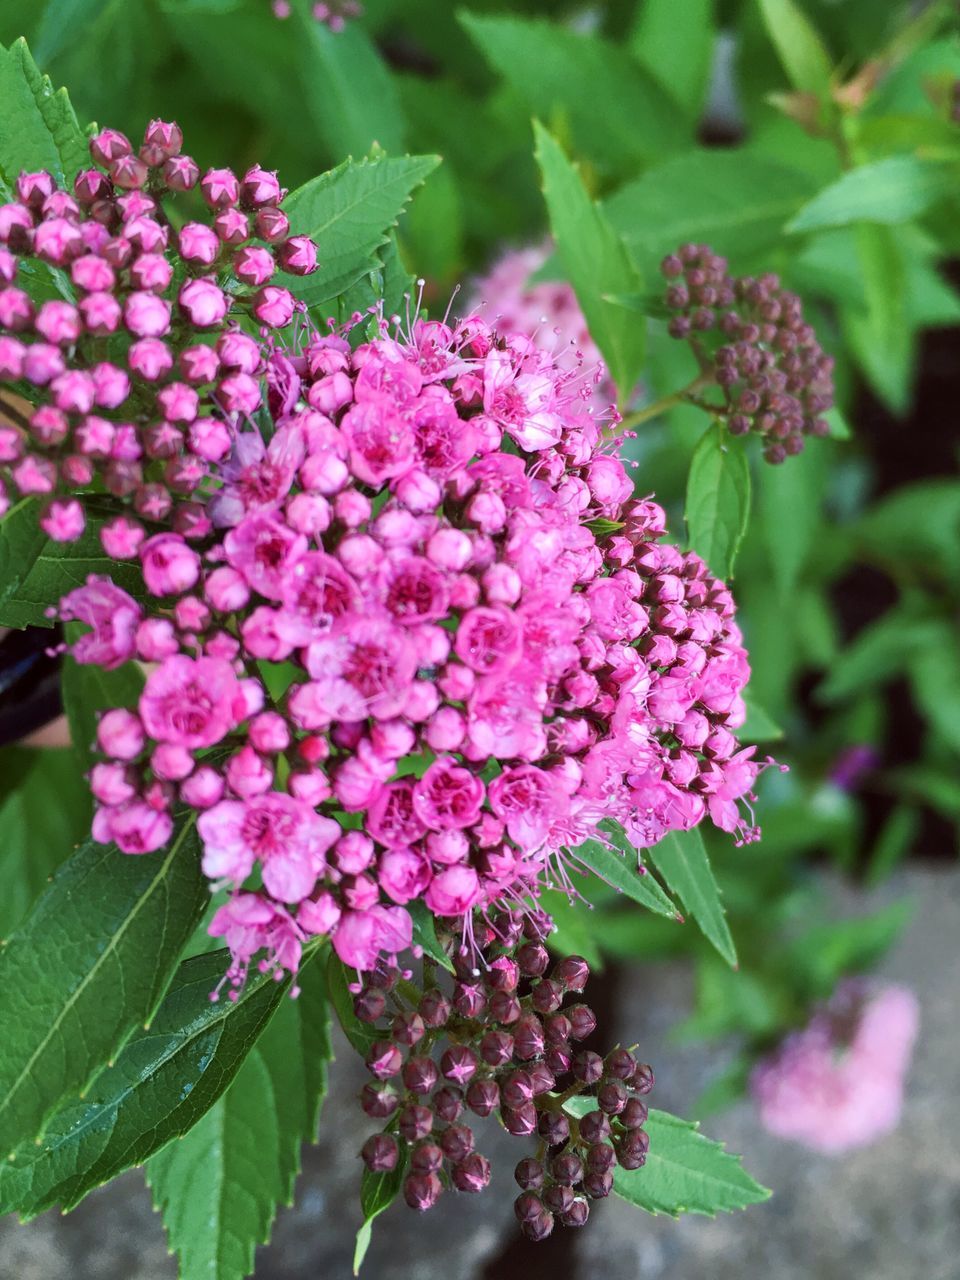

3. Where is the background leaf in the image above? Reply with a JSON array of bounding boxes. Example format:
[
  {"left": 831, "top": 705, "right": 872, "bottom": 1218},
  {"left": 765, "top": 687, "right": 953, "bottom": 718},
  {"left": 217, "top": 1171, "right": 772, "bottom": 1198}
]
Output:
[
  {"left": 461, "top": 12, "right": 687, "bottom": 175},
  {"left": 788, "top": 157, "right": 955, "bottom": 232},
  {"left": 685, "top": 424, "right": 752, "bottom": 580},
  {"left": 0, "top": 815, "right": 207, "bottom": 1156},
  {"left": 648, "top": 828, "right": 737, "bottom": 966},
  {"left": 0, "top": 747, "right": 90, "bottom": 938},
  {"left": 146, "top": 954, "right": 332, "bottom": 1280},
  {"left": 533, "top": 122, "right": 645, "bottom": 403},
  {"left": 60, "top": 643, "right": 144, "bottom": 772},
  {"left": 757, "top": 0, "right": 834, "bottom": 98}
]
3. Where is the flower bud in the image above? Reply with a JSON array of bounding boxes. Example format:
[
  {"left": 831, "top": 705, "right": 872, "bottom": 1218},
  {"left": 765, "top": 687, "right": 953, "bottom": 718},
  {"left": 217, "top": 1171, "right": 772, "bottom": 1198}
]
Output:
[
  {"left": 402, "top": 1056, "right": 439, "bottom": 1095},
  {"left": 410, "top": 1142, "right": 443, "bottom": 1175},
  {"left": 578, "top": 1109, "right": 611, "bottom": 1144},
  {"left": 361, "top": 1133, "right": 399, "bottom": 1173},
  {"left": 452, "top": 1152, "right": 490, "bottom": 1194},
  {"left": 398, "top": 1103, "right": 433, "bottom": 1143},
  {"left": 365, "top": 1041, "right": 402, "bottom": 1080},
  {"left": 431, "top": 1086, "right": 463, "bottom": 1123},
  {"left": 465, "top": 1079, "right": 499, "bottom": 1118},
  {"left": 403, "top": 1173, "right": 442, "bottom": 1212},
  {"left": 501, "top": 1102, "right": 537, "bottom": 1137},
  {"left": 537, "top": 1111, "right": 569, "bottom": 1147}
]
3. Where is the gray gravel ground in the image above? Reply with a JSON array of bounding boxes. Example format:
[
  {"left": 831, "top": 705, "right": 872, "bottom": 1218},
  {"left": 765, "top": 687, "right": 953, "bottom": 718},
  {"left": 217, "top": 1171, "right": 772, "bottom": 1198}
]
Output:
[{"left": 2, "top": 864, "right": 956, "bottom": 1280}]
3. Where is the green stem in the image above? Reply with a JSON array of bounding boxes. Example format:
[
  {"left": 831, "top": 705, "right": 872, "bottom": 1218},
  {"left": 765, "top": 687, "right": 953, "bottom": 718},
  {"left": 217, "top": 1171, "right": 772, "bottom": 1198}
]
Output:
[{"left": 618, "top": 373, "right": 716, "bottom": 432}]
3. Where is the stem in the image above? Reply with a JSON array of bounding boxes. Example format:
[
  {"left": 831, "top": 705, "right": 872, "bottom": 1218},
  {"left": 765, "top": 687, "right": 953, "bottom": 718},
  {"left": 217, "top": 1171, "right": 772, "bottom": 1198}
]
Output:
[{"left": 618, "top": 373, "right": 715, "bottom": 432}]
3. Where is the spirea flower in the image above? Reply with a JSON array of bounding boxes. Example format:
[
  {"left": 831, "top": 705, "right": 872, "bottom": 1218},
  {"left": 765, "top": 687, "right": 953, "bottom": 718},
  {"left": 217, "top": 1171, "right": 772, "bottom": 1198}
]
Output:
[
  {"left": 469, "top": 242, "right": 615, "bottom": 409},
  {"left": 750, "top": 980, "right": 919, "bottom": 1154},
  {"left": 661, "top": 243, "right": 834, "bottom": 462},
  {"left": 0, "top": 119, "right": 318, "bottom": 541},
  {"left": 0, "top": 129, "right": 772, "bottom": 1000}
]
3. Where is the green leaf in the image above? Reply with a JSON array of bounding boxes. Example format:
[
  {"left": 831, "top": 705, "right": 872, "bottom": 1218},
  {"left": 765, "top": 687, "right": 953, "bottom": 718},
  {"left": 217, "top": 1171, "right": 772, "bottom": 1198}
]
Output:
[
  {"left": 564, "top": 1101, "right": 769, "bottom": 1215},
  {"left": 648, "top": 827, "right": 737, "bottom": 966},
  {"left": 787, "top": 157, "right": 955, "bottom": 233},
  {"left": 0, "top": 38, "right": 89, "bottom": 186},
  {"left": 61, "top": 645, "right": 144, "bottom": 772},
  {"left": 844, "top": 223, "right": 911, "bottom": 414},
  {"left": 912, "top": 635, "right": 960, "bottom": 755},
  {"left": 684, "top": 424, "right": 751, "bottom": 580},
  {"left": 353, "top": 1137, "right": 408, "bottom": 1274},
  {"left": 0, "top": 501, "right": 144, "bottom": 630},
  {"left": 855, "top": 479, "right": 960, "bottom": 580},
  {"left": 816, "top": 610, "right": 943, "bottom": 703},
  {"left": 407, "top": 899, "right": 454, "bottom": 973},
  {"left": 629, "top": 0, "right": 715, "bottom": 120},
  {"left": 533, "top": 122, "right": 645, "bottom": 404},
  {"left": 757, "top": 0, "right": 833, "bottom": 98},
  {"left": 786, "top": 901, "right": 913, "bottom": 995},
  {"left": 326, "top": 951, "right": 378, "bottom": 1056},
  {"left": 146, "top": 955, "right": 332, "bottom": 1280},
  {"left": 461, "top": 12, "right": 687, "bottom": 175},
  {"left": 537, "top": 888, "right": 605, "bottom": 970},
  {"left": 604, "top": 151, "right": 817, "bottom": 275},
  {"left": 0, "top": 747, "right": 91, "bottom": 938},
  {"left": 293, "top": 10, "right": 405, "bottom": 159},
  {"left": 283, "top": 153, "right": 440, "bottom": 310},
  {"left": 739, "top": 697, "right": 784, "bottom": 742},
  {"left": 758, "top": 441, "right": 824, "bottom": 595},
  {"left": 0, "top": 814, "right": 207, "bottom": 1157},
  {"left": 572, "top": 837, "right": 680, "bottom": 920},
  {"left": 0, "top": 947, "right": 302, "bottom": 1218}
]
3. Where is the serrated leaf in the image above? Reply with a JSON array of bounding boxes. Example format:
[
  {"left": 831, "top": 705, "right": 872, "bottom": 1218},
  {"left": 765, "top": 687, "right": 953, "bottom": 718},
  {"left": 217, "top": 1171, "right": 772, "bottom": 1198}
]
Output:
[
  {"left": 0, "top": 947, "right": 305, "bottom": 1219},
  {"left": 282, "top": 153, "right": 440, "bottom": 310},
  {"left": 0, "top": 814, "right": 207, "bottom": 1157},
  {"left": 461, "top": 11, "right": 687, "bottom": 174},
  {"left": 604, "top": 150, "right": 817, "bottom": 275},
  {"left": 0, "top": 747, "right": 91, "bottom": 938},
  {"left": 0, "top": 38, "right": 89, "bottom": 185},
  {"left": 0, "top": 500, "right": 145, "bottom": 630},
  {"left": 533, "top": 122, "right": 645, "bottom": 404},
  {"left": 787, "top": 157, "right": 955, "bottom": 233},
  {"left": 572, "top": 836, "right": 679, "bottom": 920},
  {"left": 354, "top": 1137, "right": 408, "bottom": 1274},
  {"left": 146, "top": 954, "right": 332, "bottom": 1280},
  {"left": 326, "top": 951, "right": 378, "bottom": 1056},
  {"left": 407, "top": 899, "right": 454, "bottom": 973},
  {"left": 685, "top": 424, "right": 751, "bottom": 580},
  {"left": 564, "top": 1101, "right": 769, "bottom": 1216},
  {"left": 648, "top": 827, "right": 736, "bottom": 966}
]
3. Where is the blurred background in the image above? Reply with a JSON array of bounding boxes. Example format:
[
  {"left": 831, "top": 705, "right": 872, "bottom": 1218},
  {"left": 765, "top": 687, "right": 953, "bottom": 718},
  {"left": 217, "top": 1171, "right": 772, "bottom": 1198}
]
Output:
[{"left": 1, "top": 0, "right": 958, "bottom": 1275}]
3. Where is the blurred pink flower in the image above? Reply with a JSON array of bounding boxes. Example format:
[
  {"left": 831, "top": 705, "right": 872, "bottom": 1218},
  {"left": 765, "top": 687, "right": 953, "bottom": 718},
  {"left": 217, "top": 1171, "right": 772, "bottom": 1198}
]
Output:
[{"left": 751, "top": 980, "right": 920, "bottom": 1155}]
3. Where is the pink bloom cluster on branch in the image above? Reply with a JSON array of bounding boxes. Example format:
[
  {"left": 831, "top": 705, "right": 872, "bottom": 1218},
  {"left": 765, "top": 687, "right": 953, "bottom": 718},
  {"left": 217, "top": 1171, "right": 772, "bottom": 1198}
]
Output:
[
  {"left": 751, "top": 980, "right": 919, "bottom": 1154},
  {"left": 0, "top": 124, "right": 768, "bottom": 991}
]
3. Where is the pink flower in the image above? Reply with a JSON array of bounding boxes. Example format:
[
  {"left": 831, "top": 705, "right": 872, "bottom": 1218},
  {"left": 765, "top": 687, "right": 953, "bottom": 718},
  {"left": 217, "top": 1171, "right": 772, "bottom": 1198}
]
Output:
[
  {"left": 224, "top": 511, "right": 307, "bottom": 601},
  {"left": 413, "top": 756, "right": 485, "bottom": 830},
  {"left": 455, "top": 606, "right": 522, "bottom": 674},
  {"left": 332, "top": 904, "right": 413, "bottom": 970},
  {"left": 751, "top": 982, "right": 920, "bottom": 1154},
  {"left": 340, "top": 396, "right": 417, "bottom": 487},
  {"left": 140, "top": 532, "right": 201, "bottom": 596},
  {"left": 488, "top": 765, "right": 569, "bottom": 851},
  {"left": 366, "top": 779, "right": 428, "bottom": 848},
  {"left": 199, "top": 792, "right": 339, "bottom": 901},
  {"left": 379, "top": 846, "right": 432, "bottom": 904},
  {"left": 139, "top": 655, "right": 242, "bottom": 749},
  {"left": 59, "top": 577, "right": 141, "bottom": 668},
  {"left": 97, "top": 800, "right": 173, "bottom": 854},
  {"left": 305, "top": 612, "right": 417, "bottom": 721},
  {"left": 425, "top": 864, "right": 482, "bottom": 916}
]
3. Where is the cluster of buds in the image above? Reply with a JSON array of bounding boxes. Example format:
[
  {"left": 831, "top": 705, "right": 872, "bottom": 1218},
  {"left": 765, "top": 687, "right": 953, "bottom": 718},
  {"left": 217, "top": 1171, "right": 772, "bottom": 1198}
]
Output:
[
  {"left": 356, "top": 908, "right": 653, "bottom": 1239},
  {"left": 0, "top": 120, "right": 318, "bottom": 542},
  {"left": 661, "top": 244, "right": 834, "bottom": 463},
  {"left": 271, "top": 0, "right": 362, "bottom": 29}
]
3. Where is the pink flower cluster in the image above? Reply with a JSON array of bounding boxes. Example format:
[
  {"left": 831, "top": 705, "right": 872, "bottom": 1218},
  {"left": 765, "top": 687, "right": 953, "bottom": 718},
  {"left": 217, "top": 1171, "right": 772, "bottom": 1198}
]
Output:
[
  {"left": 0, "top": 123, "right": 766, "bottom": 991},
  {"left": 0, "top": 120, "right": 317, "bottom": 545},
  {"left": 751, "top": 980, "right": 920, "bottom": 1154},
  {"left": 271, "top": 0, "right": 362, "bottom": 29},
  {"left": 469, "top": 243, "right": 615, "bottom": 411}
]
